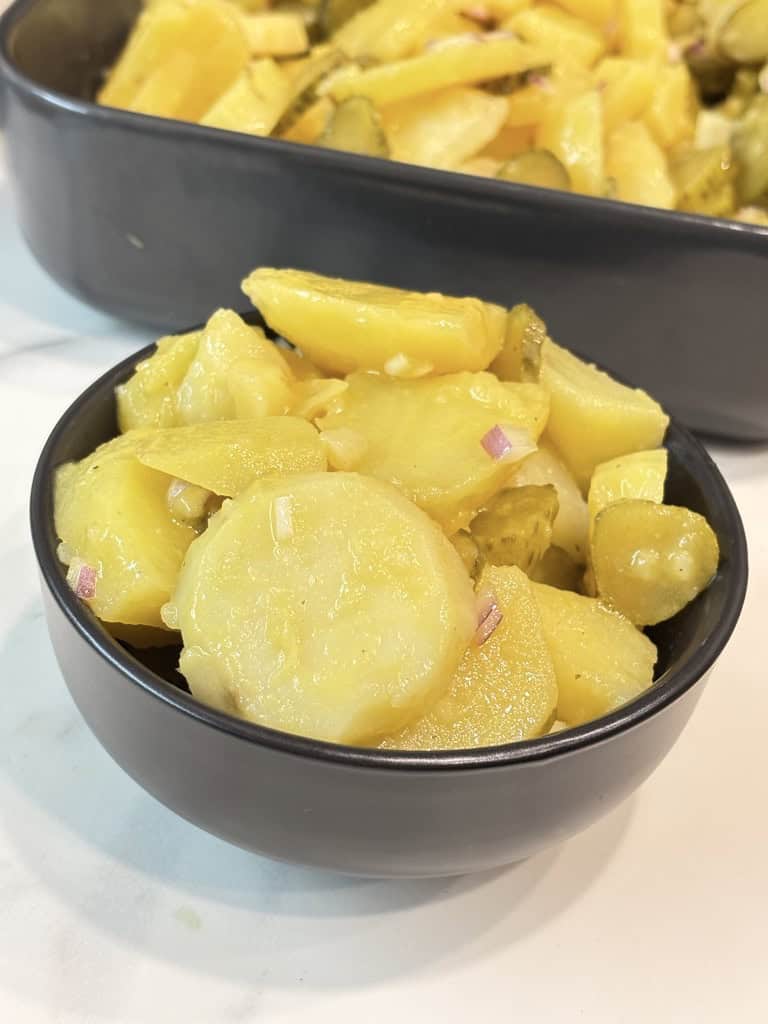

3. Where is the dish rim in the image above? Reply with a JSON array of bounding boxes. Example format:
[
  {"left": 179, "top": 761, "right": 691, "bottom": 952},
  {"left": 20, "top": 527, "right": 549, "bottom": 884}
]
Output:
[
  {"left": 29, "top": 335, "right": 749, "bottom": 772},
  {"left": 2, "top": 0, "right": 768, "bottom": 250}
]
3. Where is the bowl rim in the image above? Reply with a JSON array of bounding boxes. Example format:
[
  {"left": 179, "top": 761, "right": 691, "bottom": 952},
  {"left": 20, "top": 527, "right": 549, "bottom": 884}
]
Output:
[
  {"left": 2, "top": 0, "right": 768, "bottom": 250},
  {"left": 29, "top": 331, "right": 749, "bottom": 771}
]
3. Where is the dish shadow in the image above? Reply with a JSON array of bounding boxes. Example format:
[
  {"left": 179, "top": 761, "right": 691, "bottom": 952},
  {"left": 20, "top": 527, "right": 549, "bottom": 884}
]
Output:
[{"left": 0, "top": 596, "right": 636, "bottom": 1009}]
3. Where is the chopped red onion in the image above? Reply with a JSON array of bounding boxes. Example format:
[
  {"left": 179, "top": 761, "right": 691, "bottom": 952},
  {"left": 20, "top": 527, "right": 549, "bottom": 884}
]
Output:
[
  {"left": 475, "top": 591, "right": 503, "bottom": 645},
  {"left": 480, "top": 424, "right": 535, "bottom": 462},
  {"left": 66, "top": 560, "right": 97, "bottom": 600}
]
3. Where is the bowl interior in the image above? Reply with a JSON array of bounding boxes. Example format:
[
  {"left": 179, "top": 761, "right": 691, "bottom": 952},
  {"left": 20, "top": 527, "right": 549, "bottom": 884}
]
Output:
[{"left": 30, "top": 321, "right": 748, "bottom": 766}]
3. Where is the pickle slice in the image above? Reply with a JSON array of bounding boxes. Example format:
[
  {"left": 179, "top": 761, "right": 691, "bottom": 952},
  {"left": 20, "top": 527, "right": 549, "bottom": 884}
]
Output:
[
  {"left": 497, "top": 149, "right": 571, "bottom": 191},
  {"left": 319, "top": 95, "right": 389, "bottom": 156},
  {"left": 272, "top": 47, "right": 345, "bottom": 135},
  {"left": 733, "top": 95, "right": 768, "bottom": 204},
  {"left": 491, "top": 302, "right": 547, "bottom": 383},
  {"left": 529, "top": 545, "right": 582, "bottom": 591},
  {"left": 470, "top": 484, "right": 559, "bottom": 573},
  {"left": 450, "top": 529, "right": 485, "bottom": 582},
  {"left": 591, "top": 500, "right": 720, "bottom": 626},
  {"left": 672, "top": 144, "right": 736, "bottom": 217}
]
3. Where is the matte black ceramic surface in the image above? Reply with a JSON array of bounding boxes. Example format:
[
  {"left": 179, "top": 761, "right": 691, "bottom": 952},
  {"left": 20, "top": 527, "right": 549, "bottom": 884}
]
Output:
[
  {"left": 30, "top": 332, "right": 748, "bottom": 876},
  {"left": 2, "top": 0, "right": 768, "bottom": 440}
]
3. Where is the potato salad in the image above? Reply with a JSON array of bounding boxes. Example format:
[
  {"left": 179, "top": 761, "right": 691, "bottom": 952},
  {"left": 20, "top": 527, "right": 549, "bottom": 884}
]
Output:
[{"left": 54, "top": 269, "right": 719, "bottom": 748}]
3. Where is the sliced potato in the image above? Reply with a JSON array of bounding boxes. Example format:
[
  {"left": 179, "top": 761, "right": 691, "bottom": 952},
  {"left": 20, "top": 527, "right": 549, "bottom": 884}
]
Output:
[
  {"left": 329, "top": 36, "right": 547, "bottom": 106},
  {"left": 116, "top": 330, "right": 201, "bottom": 432},
  {"left": 594, "top": 57, "right": 656, "bottom": 135},
  {"left": 243, "top": 13, "right": 309, "bottom": 57},
  {"left": 591, "top": 500, "right": 720, "bottom": 626},
  {"left": 381, "top": 566, "right": 558, "bottom": 749},
  {"left": 588, "top": 448, "right": 668, "bottom": 528},
  {"left": 99, "top": 0, "right": 249, "bottom": 121},
  {"left": 617, "top": 0, "right": 667, "bottom": 61},
  {"left": 200, "top": 59, "right": 290, "bottom": 135},
  {"left": 509, "top": 6, "right": 606, "bottom": 67},
  {"left": 333, "top": 0, "right": 456, "bottom": 62},
  {"left": 532, "top": 581, "right": 657, "bottom": 725},
  {"left": 513, "top": 441, "right": 589, "bottom": 563},
  {"left": 136, "top": 417, "right": 327, "bottom": 497},
  {"left": 539, "top": 339, "right": 669, "bottom": 491},
  {"left": 470, "top": 484, "right": 559, "bottom": 572},
  {"left": 55, "top": 435, "right": 197, "bottom": 628},
  {"left": 177, "top": 309, "right": 294, "bottom": 424},
  {"left": 242, "top": 267, "right": 506, "bottom": 375},
  {"left": 382, "top": 87, "right": 509, "bottom": 170},
  {"left": 644, "top": 64, "right": 696, "bottom": 151},
  {"left": 169, "top": 472, "right": 477, "bottom": 744},
  {"left": 606, "top": 121, "right": 676, "bottom": 210},
  {"left": 536, "top": 90, "right": 604, "bottom": 196},
  {"left": 317, "top": 371, "right": 548, "bottom": 532}
]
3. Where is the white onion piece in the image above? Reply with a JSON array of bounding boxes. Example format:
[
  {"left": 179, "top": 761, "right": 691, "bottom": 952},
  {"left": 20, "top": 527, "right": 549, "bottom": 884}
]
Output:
[
  {"left": 480, "top": 424, "right": 536, "bottom": 462},
  {"left": 271, "top": 496, "right": 294, "bottom": 541},
  {"left": 66, "top": 559, "right": 97, "bottom": 600}
]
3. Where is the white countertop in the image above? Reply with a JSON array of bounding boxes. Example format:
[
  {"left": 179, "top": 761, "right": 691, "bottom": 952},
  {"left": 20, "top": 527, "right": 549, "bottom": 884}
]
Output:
[{"left": 0, "top": 148, "right": 766, "bottom": 1023}]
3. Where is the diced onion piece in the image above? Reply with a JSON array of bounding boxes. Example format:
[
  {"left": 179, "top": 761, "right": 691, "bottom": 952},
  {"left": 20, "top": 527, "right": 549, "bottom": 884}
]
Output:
[
  {"left": 66, "top": 558, "right": 97, "bottom": 600},
  {"left": 474, "top": 589, "right": 503, "bottom": 645},
  {"left": 161, "top": 602, "right": 179, "bottom": 630},
  {"left": 319, "top": 427, "right": 369, "bottom": 470},
  {"left": 271, "top": 495, "right": 294, "bottom": 541},
  {"left": 480, "top": 423, "right": 536, "bottom": 462},
  {"left": 383, "top": 353, "right": 434, "bottom": 379}
]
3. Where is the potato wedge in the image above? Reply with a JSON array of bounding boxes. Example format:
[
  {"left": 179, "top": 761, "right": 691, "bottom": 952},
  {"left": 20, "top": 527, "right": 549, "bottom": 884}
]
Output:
[
  {"left": 588, "top": 448, "right": 668, "bottom": 527},
  {"left": 591, "top": 500, "right": 720, "bottom": 626},
  {"left": 168, "top": 472, "right": 477, "bottom": 744},
  {"left": 136, "top": 417, "right": 327, "bottom": 497},
  {"left": 513, "top": 441, "right": 589, "bottom": 563},
  {"left": 532, "top": 582, "right": 657, "bottom": 725},
  {"left": 539, "top": 339, "right": 669, "bottom": 490},
  {"left": 381, "top": 566, "right": 558, "bottom": 749},
  {"left": 317, "top": 371, "right": 548, "bottom": 532},
  {"left": 200, "top": 59, "right": 290, "bottom": 135},
  {"left": 536, "top": 89, "right": 604, "bottom": 196},
  {"left": 242, "top": 268, "right": 506, "bottom": 375},
  {"left": 605, "top": 121, "right": 676, "bottom": 210}
]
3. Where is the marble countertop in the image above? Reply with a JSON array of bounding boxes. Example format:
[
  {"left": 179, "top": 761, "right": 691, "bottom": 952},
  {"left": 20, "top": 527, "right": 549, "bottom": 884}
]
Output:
[{"left": 0, "top": 147, "right": 766, "bottom": 1023}]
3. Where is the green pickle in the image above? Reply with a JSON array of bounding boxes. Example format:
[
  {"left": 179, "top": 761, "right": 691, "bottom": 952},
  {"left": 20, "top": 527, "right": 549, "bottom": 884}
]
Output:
[
  {"left": 529, "top": 545, "right": 582, "bottom": 592},
  {"left": 319, "top": 95, "right": 389, "bottom": 156},
  {"left": 732, "top": 94, "right": 768, "bottom": 204},
  {"left": 719, "top": 0, "right": 768, "bottom": 63},
  {"left": 273, "top": 47, "right": 345, "bottom": 135},
  {"left": 671, "top": 144, "right": 736, "bottom": 216},
  {"left": 470, "top": 484, "right": 559, "bottom": 574},
  {"left": 491, "top": 303, "right": 547, "bottom": 383},
  {"left": 451, "top": 530, "right": 486, "bottom": 582}
]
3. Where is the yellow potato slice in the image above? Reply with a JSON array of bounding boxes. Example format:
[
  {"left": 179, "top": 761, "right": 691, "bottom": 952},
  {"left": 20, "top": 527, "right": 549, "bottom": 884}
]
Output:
[
  {"left": 509, "top": 6, "right": 606, "bottom": 67},
  {"left": 317, "top": 371, "right": 548, "bottom": 532},
  {"left": 200, "top": 59, "right": 290, "bottom": 135},
  {"left": 605, "top": 121, "right": 676, "bottom": 210},
  {"left": 329, "top": 36, "right": 547, "bottom": 106},
  {"left": 116, "top": 330, "right": 201, "bottom": 432},
  {"left": 591, "top": 500, "right": 720, "bottom": 626},
  {"left": 381, "top": 566, "right": 558, "bottom": 749},
  {"left": 243, "top": 13, "right": 309, "bottom": 57},
  {"left": 594, "top": 57, "right": 655, "bottom": 134},
  {"left": 333, "top": 0, "right": 457, "bottom": 62},
  {"left": 382, "top": 87, "right": 509, "bottom": 170},
  {"left": 539, "top": 339, "right": 669, "bottom": 491},
  {"left": 532, "top": 582, "right": 657, "bottom": 725},
  {"left": 617, "top": 0, "right": 667, "bottom": 60},
  {"left": 136, "top": 417, "right": 327, "bottom": 497},
  {"left": 168, "top": 472, "right": 477, "bottom": 744},
  {"left": 537, "top": 89, "right": 604, "bottom": 196},
  {"left": 644, "top": 64, "right": 696, "bottom": 151},
  {"left": 177, "top": 308, "right": 294, "bottom": 424},
  {"left": 588, "top": 448, "right": 668, "bottom": 528},
  {"left": 99, "top": 0, "right": 249, "bottom": 121},
  {"left": 55, "top": 434, "right": 196, "bottom": 628},
  {"left": 242, "top": 268, "right": 506, "bottom": 375}
]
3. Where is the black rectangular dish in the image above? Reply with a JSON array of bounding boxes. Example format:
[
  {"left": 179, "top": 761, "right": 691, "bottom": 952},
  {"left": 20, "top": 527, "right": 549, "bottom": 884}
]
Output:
[{"left": 1, "top": 0, "right": 767, "bottom": 440}]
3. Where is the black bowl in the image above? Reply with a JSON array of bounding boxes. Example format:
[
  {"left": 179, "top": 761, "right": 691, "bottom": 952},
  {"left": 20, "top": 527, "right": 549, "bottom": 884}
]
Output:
[
  {"left": 1, "top": 0, "right": 768, "bottom": 440},
  {"left": 29, "top": 328, "right": 748, "bottom": 877}
]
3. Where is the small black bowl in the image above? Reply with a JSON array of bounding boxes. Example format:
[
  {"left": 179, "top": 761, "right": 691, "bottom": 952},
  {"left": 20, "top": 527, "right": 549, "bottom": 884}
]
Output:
[
  {"left": 30, "top": 332, "right": 748, "bottom": 877},
  {"left": 1, "top": 0, "right": 768, "bottom": 440}
]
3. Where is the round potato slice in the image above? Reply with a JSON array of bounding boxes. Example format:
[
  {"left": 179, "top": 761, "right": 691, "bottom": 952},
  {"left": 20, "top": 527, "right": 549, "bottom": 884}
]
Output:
[
  {"left": 168, "top": 472, "right": 477, "bottom": 744},
  {"left": 592, "top": 500, "right": 720, "bottom": 626}
]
